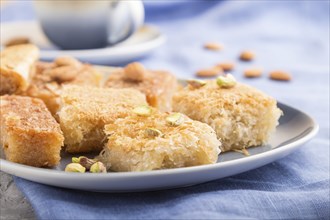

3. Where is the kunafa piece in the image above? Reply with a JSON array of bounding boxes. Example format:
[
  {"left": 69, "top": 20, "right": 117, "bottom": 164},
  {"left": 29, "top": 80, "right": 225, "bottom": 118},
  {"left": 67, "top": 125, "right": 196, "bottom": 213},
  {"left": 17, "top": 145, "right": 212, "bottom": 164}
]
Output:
[
  {"left": 173, "top": 79, "right": 282, "bottom": 152},
  {"left": 58, "top": 85, "right": 147, "bottom": 153},
  {"left": 25, "top": 57, "right": 102, "bottom": 115},
  {"left": 99, "top": 107, "right": 221, "bottom": 172}
]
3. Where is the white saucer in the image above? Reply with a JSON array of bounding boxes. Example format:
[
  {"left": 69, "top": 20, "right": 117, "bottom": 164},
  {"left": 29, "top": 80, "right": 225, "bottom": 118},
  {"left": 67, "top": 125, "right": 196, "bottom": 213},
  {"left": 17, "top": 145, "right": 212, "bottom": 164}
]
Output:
[{"left": 0, "top": 21, "right": 166, "bottom": 65}]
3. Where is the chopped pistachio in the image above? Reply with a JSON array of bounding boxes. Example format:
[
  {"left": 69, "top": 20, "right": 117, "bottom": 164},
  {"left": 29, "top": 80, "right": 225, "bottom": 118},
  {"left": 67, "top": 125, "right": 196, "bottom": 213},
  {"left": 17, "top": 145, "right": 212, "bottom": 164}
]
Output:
[
  {"left": 71, "top": 156, "right": 96, "bottom": 170},
  {"left": 145, "top": 128, "right": 162, "bottom": 137},
  {"left": 133, "top": 105, "right": 152, "bottom": 116},
  {"left": 65, "top": 163, "right": 86, "bottom": 173},
  {"left": 166, "top": 113, "right": 184, "bottom": 126},
  {"left": 72, "top": 157, "right": 79, "bottom": 163},
  {"left": 216, "top": 74, "right": 237, "bottom": 88},
  {"left": 187, "top": 79, "right": 206, "bottom": 89},
  {"left": 79, "top": 157, "right": 96, "bottom": 170},
  {"left": 90, "top": 161, "right": 107, "bottom": 173}
]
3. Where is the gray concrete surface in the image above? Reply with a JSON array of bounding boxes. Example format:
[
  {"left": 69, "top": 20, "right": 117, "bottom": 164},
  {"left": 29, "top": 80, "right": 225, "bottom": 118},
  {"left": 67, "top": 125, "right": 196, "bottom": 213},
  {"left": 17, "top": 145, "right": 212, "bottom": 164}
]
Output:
[{"left": 0, "top": 171, "right": 36, "bottom": 220}]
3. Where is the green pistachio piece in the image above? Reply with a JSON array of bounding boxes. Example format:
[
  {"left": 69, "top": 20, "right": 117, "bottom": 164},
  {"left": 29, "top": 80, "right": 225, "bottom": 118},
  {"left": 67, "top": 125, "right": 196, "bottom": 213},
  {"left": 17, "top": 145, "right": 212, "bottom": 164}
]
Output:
[
  {"left": 90, "top": 162, "right": 107, "bottom": 173},
  {"left": 65, "top": 163, "right": 86, "bottom": 173},
  {"left": 145, "top": 128, "right": 162, "bottom": 138},
  {"left": 72, "top": 157, "right": 79, "bottom": 163},
  {"left": 216, "top": 74, "right": 237, "bottom": 88},
  {"left": 166, "top": 113, "right": 184, "bottom": 126},
  {"left": 133, "top": 105, "right": 152, "bottom": 116},
  {"left": 79, "top": 157, "right": 96, "bottom": 170}
]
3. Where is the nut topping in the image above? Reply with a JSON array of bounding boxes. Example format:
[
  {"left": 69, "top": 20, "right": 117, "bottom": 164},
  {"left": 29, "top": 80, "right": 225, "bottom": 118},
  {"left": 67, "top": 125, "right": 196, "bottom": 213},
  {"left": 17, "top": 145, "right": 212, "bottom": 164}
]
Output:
[
  {"left": 90, "top": 161, "right": 107, "bottom": 173},
  {"left": 145, "top": 128, "right": 162, "bottom": 138},
  {"left": 216, "top": 74, "right": 237, "bottom": 88},
  {"left": 72, "top": 156, "right": 96, "bottom": 170},
  {"left": 186, "top": 79, "right": 206, "bottom": 89},
  {"left": 166, "top": 113, "right": 184, "bottom": 126},
  {"left": 47, "top": 66, "right": 79, "bottom": 83},
  {"left": 72, "top": 157, "right": 80, "bottom": 163},
  {"left": 133, "top": 105, "right": 152, "bottom": 116},
  {"left": 65, "top": 163, "right": 86, "bottom": 173},
  {"left": 55, "top": 56, "right": 81, "bottom": 68},
  {"left": 124, "top": 62, "right": 145, "bottom": 81}
]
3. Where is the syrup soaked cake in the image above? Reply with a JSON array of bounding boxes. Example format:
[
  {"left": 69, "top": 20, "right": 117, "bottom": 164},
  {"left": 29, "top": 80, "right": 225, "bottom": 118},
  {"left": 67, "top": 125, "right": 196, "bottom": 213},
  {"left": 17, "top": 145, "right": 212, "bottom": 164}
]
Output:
[
  {"left": 58, "top": 85, "right": 147, "bottom": 153},
  {"left": 105, "top": 62, "right": 177, "bottom": 112},
  {"left": 173, "top": 80, "right": 282, "bottom": 152},
  {"left": 0, "top": 95, "right": 64, "bottom": 167},
  {"left": 25, "top": 56, "right": 102, "bottom": 115},
  {"left": 99, "top": 106, "right": 221, "bottom": 172}
]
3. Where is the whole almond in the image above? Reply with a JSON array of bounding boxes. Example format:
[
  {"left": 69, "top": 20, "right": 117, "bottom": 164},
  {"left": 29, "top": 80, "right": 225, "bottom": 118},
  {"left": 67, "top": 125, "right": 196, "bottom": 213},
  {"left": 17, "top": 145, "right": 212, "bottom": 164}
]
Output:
[
  {"left": 239, "top": 50, "right": 255, "bottom": 61},
  {"left": 204, "top": 42, "right": 223, "bottom": 51},
  {"left": 47, "top": 66, "right": 79, "bottom": 83},
  {"left": 186, "top": 79, "right": 206, "bottom": 89},
  {"left": 218, "top": 62, "right": 235, "bottom": 71},
  {"left": 196, "top": 66, "right": 223, "bottom": 77},
  {"left": 124, "top": 62, "right": 145, "bottom": 81},
  {"left": 244, "top": 68, "right": 263, "bottom": 78},
  {"left": 55, "top": 56, "right": 81, "bottom": 68},
  {"left": 5, "top": 37, "right": 30, "bottom": 47},
  {"left": 269, "top": 71, "right": 291, "bottom": 81}
]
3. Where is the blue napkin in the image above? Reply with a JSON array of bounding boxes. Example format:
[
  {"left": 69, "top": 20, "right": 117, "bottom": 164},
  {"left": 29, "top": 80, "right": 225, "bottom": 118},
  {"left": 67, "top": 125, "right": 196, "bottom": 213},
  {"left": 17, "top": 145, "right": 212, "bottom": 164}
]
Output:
[{"left": 3, "top": 1, "right": 330, "bottom": 219}]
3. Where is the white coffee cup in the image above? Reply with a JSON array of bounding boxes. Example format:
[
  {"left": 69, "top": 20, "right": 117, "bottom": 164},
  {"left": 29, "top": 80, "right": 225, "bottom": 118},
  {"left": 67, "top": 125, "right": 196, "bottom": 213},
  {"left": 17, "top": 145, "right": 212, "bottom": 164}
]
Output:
[{"left": 34, "top": 0, "right": 144, "bottom": 50}]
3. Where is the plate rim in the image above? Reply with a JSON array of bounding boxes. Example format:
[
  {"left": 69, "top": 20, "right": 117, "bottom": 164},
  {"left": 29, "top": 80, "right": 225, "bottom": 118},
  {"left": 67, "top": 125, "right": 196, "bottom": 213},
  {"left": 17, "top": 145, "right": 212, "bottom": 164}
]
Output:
[{"left": 0, "top": 102, "right": 319, "bottom": 179}]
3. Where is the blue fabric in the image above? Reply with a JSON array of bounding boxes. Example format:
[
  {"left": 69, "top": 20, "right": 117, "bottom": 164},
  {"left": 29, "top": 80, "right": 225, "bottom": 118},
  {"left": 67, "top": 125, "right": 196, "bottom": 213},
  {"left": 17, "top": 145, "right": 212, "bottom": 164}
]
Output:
[{"left": 2, "top": 0, "right": 330, "bottom": 219}]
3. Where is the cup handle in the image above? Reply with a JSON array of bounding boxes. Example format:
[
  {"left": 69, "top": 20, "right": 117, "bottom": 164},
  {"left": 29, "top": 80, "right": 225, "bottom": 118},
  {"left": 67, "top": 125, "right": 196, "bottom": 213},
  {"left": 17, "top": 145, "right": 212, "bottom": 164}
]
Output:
[
  {"left": 127, "top": 0, "right": 145, "bottom": 33},
  {"left": 108, "top": 0, "right": 144, "bottom": 44}
]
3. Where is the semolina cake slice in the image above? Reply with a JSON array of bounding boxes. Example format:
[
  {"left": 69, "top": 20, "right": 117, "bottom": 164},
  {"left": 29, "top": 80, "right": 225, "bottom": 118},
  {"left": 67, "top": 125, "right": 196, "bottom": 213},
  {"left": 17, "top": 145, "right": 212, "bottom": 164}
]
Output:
[
  {"left": 25, "top": 56, "right": 102, "bottom": 115},
  {"left": 0, "top": 95, "right": 64, "bottom": 167},
  {"left": 58, "top": 85, "right": 147, "bottom": 153},
  {"left": 99, "top": 106, "right": 221, "bottom": 172},
  {"left": 173, "top": 80, "right": 282, "bottom": 152},
  {"left": 0, "top": 44, "right": 39, "bottom": 95},
  {"left": 105, "top": 62, "right": 177, "bottom": 112}
]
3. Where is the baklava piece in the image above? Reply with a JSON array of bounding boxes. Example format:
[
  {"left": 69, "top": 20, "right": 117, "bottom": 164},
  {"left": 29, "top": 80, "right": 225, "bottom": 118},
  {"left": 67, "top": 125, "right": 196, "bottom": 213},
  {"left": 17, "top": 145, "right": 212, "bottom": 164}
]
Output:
[
  {"left": 173, "top": 80, "right": 282, "bottom": 152},
  {"left": 99, "top": 107, "right": 221, "bottom": 172},
  {"left": 0, "top": 95, "right": 64, "bottom": 167},
  {"left": 25, "top": 56, "right": 102, "bottom": 115},
  {"left": 58, "top": 85, "right": 147, "bottom": 153},
  {"left": 0, "top": 44, "right": 39, "bottom": 95},
  {"left": 105, "top": 62, "right": 177, "bottom": 112}
]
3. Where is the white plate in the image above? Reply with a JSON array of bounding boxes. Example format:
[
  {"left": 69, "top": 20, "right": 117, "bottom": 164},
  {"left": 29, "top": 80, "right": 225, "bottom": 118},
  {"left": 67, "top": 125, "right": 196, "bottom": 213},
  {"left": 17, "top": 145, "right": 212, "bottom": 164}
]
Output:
[
  {"left": 0, "top": 101, "right": 318, "bottom": 192},
  {"left": 0, "top": 21, "right": 166, "bottom": 64}
]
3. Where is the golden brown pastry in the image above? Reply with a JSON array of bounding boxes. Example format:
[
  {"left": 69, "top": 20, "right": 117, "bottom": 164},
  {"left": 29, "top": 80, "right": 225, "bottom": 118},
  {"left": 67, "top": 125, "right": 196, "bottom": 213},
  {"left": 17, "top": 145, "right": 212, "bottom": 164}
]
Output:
[
  {"left": 0, "top": 44, "right": 39, "bottom": 95},
  {"left": 99, "top": 107, "right": 221, "bottom": 172},
  {"left": 0, "top": 95, "right": 64, "bottom": 167},
  {"left": 58, "top": 85, "right": 148, "bottom": 153},
  {"left": 173, "top": 80, "right": 282, "bottom": 152},
  {"left": 105, "top": 62, "right": 177, "bottom": 112},
  {"left": 25, "top": 56, "right": 102, "bottom": 115}
]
